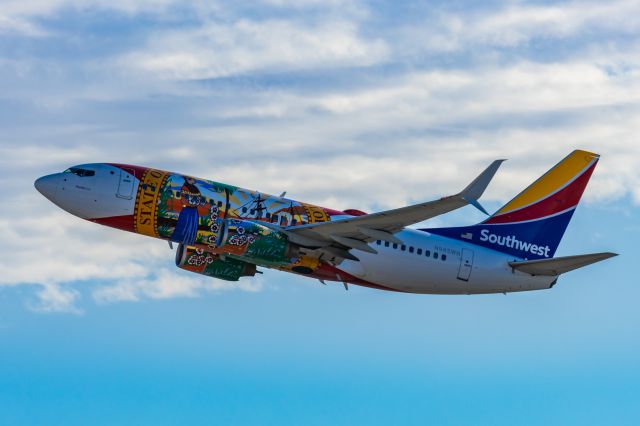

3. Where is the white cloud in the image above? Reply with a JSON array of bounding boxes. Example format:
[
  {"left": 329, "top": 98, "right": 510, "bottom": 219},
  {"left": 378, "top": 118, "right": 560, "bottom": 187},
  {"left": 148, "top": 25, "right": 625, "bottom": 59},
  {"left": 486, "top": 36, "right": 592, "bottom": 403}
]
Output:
[
  {"left": 2, "top": 0, "right": 640, "bottom": 311},
  {"left": 0, "top": 210, "right": 156, "bottom": 286},
  {"left": 123, "top": 19, "right": 388, "bottom": 79},
  {"left": 260, "top": 0, "right": 358, "bottom": 8},
  {"left": 155, "top": 59, "right": 639, "bottom": 206},
  {"left": 0, "top": 199, "right": 264, "bottom": 309},
  {"left": 0, "top": 14, "right": 48, "bottom": 37},
  {"left": 0, "top": 0, "right": 183, "bottom": 36},
  {"left": 401, "top": 0, "right": 640, "bottom": 53},
  {"left": 28, "top": 283, "right": 83, "bottom": 314},
  {"left": 92, "top": 268, "right": 263, "bottom": 303},
  {"left": 0, "top": 0, "right": 181, "bottom": 19},
  {"left": 467, "top": 0, "right": 640, "bottom": 46}
]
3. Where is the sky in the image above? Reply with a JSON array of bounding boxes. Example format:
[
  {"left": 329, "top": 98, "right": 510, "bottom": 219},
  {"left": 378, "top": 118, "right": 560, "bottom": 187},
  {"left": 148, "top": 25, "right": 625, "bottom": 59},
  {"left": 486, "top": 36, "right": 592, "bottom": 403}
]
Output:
[{"left": 0, "top": 0, "right": 639, "bottom": 424}]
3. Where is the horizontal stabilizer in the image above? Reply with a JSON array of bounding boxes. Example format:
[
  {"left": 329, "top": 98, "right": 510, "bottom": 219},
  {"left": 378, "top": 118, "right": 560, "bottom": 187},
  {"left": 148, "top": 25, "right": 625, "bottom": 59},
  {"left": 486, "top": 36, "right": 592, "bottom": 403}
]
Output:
[{"left": 509, "top": 252, "right": 618, "bottom": 276}]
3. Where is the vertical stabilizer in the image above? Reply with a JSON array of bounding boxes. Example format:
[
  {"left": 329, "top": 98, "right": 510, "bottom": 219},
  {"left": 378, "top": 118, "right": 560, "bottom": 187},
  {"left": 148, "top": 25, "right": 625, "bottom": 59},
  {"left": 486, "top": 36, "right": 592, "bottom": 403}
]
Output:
[{"left": 426, "top": 150, "right": 599, "bottom": 259}]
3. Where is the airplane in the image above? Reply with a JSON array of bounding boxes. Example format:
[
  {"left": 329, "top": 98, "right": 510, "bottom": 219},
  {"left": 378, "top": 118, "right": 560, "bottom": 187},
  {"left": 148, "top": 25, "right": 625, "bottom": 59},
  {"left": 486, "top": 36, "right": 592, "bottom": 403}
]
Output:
[{"left": 34, "top": 150, "right": 617, "bottom": 294}]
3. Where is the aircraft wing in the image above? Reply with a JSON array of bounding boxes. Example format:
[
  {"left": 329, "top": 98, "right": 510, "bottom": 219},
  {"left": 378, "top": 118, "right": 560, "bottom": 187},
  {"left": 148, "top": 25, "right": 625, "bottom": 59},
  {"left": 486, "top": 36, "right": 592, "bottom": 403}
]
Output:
[{"left": 283, "top": 160, "right": 504, "bottom": 259}]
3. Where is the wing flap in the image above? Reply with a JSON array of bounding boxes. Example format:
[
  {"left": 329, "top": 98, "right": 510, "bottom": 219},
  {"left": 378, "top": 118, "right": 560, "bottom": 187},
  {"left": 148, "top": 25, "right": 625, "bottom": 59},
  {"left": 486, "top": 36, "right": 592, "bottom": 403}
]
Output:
[{"left": 509, "top": 252, "right": 618, "bottom": 276}]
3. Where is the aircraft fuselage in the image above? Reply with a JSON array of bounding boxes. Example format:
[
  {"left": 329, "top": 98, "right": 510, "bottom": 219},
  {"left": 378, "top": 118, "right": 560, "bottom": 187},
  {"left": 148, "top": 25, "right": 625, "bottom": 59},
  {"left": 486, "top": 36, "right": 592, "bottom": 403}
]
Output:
[{"left": 34, "top": 162, "right": 556, "bottom": 294}]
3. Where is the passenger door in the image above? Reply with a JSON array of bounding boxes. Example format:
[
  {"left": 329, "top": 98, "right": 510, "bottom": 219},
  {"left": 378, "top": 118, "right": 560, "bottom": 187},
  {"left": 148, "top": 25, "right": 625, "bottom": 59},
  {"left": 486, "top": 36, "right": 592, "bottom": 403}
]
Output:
[{"left": 116, "top": 168, "right": 135, "bottom": 199}]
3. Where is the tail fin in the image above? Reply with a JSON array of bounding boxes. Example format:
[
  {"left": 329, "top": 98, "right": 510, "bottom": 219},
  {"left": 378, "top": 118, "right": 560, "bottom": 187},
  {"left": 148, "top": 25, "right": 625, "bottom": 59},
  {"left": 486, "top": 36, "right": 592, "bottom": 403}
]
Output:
[{"left": 427, "top": 150, "right": 599, "bottom": 259}]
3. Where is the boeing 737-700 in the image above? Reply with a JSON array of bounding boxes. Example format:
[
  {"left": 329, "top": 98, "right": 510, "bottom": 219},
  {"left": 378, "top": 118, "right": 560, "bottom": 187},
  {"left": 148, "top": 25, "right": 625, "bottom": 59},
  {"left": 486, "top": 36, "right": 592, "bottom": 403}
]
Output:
[{"left": 34, "top": 150, "right": 616, "bottom": 294}]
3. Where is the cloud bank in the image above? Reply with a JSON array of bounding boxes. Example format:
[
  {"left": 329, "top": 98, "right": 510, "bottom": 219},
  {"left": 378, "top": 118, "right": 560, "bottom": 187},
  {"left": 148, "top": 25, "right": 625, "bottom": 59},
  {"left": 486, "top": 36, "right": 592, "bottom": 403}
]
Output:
[{"left": 1, "top": 0, "right": 639, "bottom": 311}]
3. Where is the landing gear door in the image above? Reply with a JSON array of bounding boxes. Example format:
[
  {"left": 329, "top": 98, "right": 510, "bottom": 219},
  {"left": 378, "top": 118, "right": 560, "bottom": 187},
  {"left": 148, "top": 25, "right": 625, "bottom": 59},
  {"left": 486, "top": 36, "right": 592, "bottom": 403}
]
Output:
[
  {"left": 457, "top": 248, "right": 474, "bottom": 281},
  {"left": 116, "top": 168, "right": 135, "bottom": 200}
]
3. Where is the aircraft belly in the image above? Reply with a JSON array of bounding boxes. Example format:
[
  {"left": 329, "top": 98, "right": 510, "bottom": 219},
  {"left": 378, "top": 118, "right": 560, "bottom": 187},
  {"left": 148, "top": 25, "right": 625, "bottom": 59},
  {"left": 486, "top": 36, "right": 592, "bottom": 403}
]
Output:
[
  {"left": 337, "top": 260, "right": 367, "bottom": 279},
  {"left": 352, "top": 246, "right": 469, "bottom": 294}
]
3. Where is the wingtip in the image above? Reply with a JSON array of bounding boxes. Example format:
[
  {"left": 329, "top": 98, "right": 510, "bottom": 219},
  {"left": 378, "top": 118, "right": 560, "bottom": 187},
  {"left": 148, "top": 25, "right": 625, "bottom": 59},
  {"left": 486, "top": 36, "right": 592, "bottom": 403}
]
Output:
[
  {"left": 460, "top": 159, "right": 505, "bottom": 201},
  {"left": 488, "top": 159, "right": 507, "bottom": 167}
]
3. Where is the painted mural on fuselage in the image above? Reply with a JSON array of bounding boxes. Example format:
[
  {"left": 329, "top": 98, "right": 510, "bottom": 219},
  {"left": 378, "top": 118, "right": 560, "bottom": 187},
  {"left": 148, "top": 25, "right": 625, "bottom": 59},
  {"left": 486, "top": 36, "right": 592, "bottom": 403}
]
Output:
[{"left": 125, "top": 165, "right": 343, "bottom": 274}]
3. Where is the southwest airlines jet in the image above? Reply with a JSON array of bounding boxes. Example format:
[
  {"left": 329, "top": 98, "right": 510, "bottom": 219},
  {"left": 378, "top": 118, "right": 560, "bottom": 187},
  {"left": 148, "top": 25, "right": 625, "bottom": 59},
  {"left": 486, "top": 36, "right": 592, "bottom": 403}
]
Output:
[{"left": 34, "top": 150, "right": 616, "bottom": 294}]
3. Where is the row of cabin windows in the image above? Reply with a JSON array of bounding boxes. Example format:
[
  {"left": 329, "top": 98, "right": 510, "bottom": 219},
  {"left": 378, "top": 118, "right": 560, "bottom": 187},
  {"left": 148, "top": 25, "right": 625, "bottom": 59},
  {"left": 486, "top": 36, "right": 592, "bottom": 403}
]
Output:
[{"left": 375, "top": 240, "right": 447, "bottom": 261}]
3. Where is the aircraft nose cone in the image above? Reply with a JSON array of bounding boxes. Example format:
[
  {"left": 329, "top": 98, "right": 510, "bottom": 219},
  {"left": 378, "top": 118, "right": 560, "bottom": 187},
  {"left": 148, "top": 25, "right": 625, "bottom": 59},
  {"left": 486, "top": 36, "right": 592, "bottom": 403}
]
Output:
[{"left": 34, "top": 174, "right": 59, "bottom": 202}]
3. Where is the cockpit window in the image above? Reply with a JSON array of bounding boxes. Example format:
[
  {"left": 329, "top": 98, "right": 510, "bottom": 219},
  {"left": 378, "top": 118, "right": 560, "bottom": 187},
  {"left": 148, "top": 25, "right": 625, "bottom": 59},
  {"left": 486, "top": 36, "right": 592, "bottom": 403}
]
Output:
[{"left": 64, "top": 167, "right": 95, "bottom": 177}]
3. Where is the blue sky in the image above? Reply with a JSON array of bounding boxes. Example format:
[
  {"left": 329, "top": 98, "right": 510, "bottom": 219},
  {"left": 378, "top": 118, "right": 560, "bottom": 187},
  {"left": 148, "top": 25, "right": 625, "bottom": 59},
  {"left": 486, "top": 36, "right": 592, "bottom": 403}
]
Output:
[{"left": 1, "top": 0, "right": 639, "bottom": 424}]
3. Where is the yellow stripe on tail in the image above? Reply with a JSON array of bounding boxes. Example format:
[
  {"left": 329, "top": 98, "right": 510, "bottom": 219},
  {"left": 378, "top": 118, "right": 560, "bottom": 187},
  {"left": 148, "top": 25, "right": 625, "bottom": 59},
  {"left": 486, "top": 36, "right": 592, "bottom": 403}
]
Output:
[{"left": 495, "top": 150, "right": 599, "bottom": 215}]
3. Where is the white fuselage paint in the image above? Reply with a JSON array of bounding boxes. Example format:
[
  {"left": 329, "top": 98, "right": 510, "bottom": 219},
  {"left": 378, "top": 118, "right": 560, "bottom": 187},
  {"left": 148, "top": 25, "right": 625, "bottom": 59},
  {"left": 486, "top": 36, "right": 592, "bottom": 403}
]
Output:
[
  {"left": 337, "top": 229, "right": 556, "bottom": 294},
  {"left": 38, "top": 163, "right": 138, "bottom": 219}
]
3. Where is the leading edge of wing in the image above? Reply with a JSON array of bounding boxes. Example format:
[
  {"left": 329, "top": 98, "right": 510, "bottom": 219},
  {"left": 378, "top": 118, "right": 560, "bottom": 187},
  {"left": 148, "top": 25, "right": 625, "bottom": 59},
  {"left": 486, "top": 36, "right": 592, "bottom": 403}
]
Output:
[{"left": 285, "top": 159, "right": 505, "bottom": 243}]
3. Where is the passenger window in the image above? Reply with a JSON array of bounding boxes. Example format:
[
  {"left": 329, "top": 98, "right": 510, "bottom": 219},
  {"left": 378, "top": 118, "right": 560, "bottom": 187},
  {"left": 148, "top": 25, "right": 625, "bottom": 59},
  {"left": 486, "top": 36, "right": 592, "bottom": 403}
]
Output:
[
  {"left": 242, "top": 207, "right": 247, "bottom": 213},
  {"left": 417, "top": 248, "right": 423, "bottom": 255},
  {"left": 384, "top": 242, "right": 390, "bottom": 247},
  {"left": 401, "top": 245, "right": 406, "bottom": 251},
  {"left": 425, "top": 250, "right": 431, "bottom": 257},
  {"left": 409, "top": 246, "right": 414, "bottom": 253},
  {"left": 376, "top": 240, "right": 381, "bottom": 245},
  {"left": 442, "top": 254, "right": 447, "bottom": 261},
  {"left": 393, "top": 243, "right": 398, "bottom": 249},
  {"left": 433, "top": 252, "right": 439, "bottom": 259}
]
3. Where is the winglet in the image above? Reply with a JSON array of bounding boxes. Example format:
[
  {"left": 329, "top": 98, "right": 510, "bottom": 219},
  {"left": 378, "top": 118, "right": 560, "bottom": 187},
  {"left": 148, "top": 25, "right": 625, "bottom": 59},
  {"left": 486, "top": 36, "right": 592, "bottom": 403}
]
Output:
[
  {"left": 464, "top": 197, "right": 490, "bottom": 215},
  {"left": 460, "top": 159, "right": 506, "bottom": 214}
]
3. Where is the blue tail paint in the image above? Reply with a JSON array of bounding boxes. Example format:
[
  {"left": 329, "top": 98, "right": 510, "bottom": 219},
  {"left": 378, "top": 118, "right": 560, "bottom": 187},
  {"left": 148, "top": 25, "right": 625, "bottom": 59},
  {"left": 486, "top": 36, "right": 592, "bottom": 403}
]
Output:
[
  {"left": 424, "top": 209, "right": 575, "bottom": 259},
  {"left": 423, "top": 150, "right": 600, "bottom": 260}
]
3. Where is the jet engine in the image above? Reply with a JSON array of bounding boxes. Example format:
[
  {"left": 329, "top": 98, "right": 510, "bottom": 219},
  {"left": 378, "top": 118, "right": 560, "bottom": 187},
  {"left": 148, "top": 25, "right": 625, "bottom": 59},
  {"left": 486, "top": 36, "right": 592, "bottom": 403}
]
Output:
[{"left": 175, "top": 243, "right": 256, "bottom": 281}]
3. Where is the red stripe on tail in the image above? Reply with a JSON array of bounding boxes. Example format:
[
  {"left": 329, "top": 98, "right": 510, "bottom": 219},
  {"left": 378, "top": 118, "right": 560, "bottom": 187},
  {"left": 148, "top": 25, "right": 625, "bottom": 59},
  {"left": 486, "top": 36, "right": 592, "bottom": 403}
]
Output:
[{"left": 484, "top": 161, "right": 597, "bottom": 225}]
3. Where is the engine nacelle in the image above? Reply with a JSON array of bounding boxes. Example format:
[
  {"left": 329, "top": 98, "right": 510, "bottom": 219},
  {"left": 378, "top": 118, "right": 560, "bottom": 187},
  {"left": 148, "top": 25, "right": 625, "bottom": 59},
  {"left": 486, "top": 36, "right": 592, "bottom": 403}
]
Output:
[
  {"left": 216, "top": 219, "right": 299, "bottom": 265},
  {"left": 175, "top": 243, "right": 256, "bottom": 281}
]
